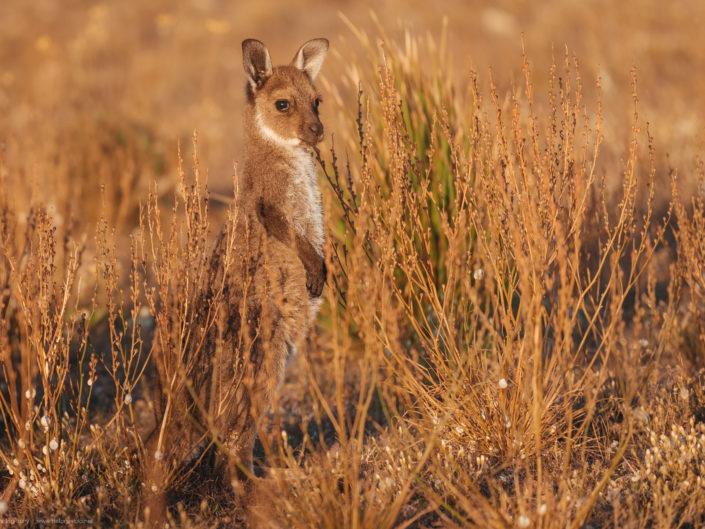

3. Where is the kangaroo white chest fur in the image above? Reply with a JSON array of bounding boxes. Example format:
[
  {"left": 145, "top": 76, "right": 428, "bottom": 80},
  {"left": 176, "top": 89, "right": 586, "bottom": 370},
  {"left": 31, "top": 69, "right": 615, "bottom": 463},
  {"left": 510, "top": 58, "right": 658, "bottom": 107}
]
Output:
[
  {"left": 251, "top": 108, "right": 325, "bottom": 256},
  {"left": 282, "top": 150, "right": 324, "bottom": 254},
  {"left": 288, "top": 149, "right": 324, "bottom": 249},
  {"left": 287, "top": 146, "right": 325, "bottom": 318}
]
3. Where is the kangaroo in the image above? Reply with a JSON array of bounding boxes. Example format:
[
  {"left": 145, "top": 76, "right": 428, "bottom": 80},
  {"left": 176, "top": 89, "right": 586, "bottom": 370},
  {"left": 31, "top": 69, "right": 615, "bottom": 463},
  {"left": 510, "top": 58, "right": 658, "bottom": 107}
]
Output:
[
  {"left": 233, "top": 32, "right": 328, "bottom": 465},
  {"left": 142, "top": 38, "right": 328, "bottom": 526},
  {"left": 240, "top": 36, "right": 328, "bottom": 315}
]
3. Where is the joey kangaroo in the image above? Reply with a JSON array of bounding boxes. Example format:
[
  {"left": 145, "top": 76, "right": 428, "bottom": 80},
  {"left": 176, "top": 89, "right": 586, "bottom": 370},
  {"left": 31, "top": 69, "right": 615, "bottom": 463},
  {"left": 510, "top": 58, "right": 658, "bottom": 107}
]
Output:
[
  {"left": 142, "top": 38, "right": 328, "bottom": 525},
  {"left": 225, "top": 35, "right": 329, "bottom": 479}
]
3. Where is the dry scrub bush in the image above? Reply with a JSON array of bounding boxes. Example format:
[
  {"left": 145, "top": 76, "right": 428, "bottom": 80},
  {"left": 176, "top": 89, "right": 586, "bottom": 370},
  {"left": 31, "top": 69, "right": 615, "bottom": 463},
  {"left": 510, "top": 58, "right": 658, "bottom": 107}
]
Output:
[
  {"left": 672, "top": 161, "right": 705, "bottom": 368},
  {"left": 0, "top": 151, "right": 149, "bottom": 522},
  {"left": 0, "top": 180, "right": 91, "bottom": 516},
  {"left": 605, "top": 374, "right": 705, "bottom": 529},
  {"left": 1, "top": 26, "right": 705, "bottom": 529},
  {"left": 259, "top": 28, "right": 699, "bottom": 528},
  {"left": 138, "top": 137, "right": 253, "bottom": 519},
  {"left": 0, "top": 134, "right": 236, "bottom": 525}
]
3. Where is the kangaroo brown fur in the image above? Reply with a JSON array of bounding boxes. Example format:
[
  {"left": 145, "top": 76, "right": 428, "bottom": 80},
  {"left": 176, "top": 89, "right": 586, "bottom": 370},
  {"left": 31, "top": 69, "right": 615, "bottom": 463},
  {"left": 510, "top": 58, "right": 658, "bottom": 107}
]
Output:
[{"left": 141, "top": 38, "right": 328, "bottom": 527}]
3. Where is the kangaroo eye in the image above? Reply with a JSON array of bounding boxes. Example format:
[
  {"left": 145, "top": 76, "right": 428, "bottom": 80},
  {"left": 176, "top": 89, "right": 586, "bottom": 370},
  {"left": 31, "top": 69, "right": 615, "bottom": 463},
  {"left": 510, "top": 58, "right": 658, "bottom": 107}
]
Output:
[{"left": 275, "top": 100, "right": 290, "bottom": 112}]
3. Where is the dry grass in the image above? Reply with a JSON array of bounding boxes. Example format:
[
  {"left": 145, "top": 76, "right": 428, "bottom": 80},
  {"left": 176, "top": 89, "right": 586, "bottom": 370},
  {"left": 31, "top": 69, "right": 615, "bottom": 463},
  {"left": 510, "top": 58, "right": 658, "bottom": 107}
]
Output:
[{"left": 2, "top": 2, "right": 705, "bottom": 528}]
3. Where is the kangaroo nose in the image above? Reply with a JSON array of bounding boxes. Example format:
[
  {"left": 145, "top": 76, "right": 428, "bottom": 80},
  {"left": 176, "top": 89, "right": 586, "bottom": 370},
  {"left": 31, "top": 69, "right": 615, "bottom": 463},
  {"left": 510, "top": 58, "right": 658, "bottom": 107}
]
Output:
[{"left": 308, "top": 122, "right": 323, "bottom": 137}]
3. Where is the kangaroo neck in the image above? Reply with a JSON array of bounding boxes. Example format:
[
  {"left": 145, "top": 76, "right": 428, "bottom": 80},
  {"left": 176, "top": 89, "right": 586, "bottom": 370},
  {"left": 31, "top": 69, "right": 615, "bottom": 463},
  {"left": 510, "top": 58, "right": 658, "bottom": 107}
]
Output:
[{"left": 242, "top": 108, "right": 316, "bottom": 180}]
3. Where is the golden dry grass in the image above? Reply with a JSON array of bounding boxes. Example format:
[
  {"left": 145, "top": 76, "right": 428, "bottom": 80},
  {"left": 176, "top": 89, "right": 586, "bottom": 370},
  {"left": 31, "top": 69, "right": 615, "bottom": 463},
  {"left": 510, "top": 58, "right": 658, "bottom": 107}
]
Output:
[{"left": 2, "top": 1, "right": 705, "bottom": 528}]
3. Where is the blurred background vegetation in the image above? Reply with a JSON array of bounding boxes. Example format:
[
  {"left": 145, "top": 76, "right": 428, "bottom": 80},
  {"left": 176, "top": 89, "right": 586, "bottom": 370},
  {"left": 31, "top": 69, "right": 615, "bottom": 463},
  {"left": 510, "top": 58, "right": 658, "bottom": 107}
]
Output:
[{"left": 1, "top": 0, "right": 703, "bottom": 201}]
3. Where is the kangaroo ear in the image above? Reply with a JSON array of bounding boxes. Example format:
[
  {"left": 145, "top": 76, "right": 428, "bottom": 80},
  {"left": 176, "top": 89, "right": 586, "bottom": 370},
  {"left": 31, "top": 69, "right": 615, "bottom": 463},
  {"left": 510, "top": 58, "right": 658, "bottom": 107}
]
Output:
[
  {"left": 242, "top": 39, "right": 272, "bottom": 90},
  {"left": 291, "top": 38, "right": 329, "bottom": 81}
]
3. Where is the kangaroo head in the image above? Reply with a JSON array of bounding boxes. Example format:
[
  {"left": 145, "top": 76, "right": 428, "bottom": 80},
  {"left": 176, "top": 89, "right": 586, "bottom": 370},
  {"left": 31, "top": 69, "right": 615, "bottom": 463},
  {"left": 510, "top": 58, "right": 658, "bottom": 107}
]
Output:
[{"left": 242, "top": 38, "right": 328, "bottom": 147}]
